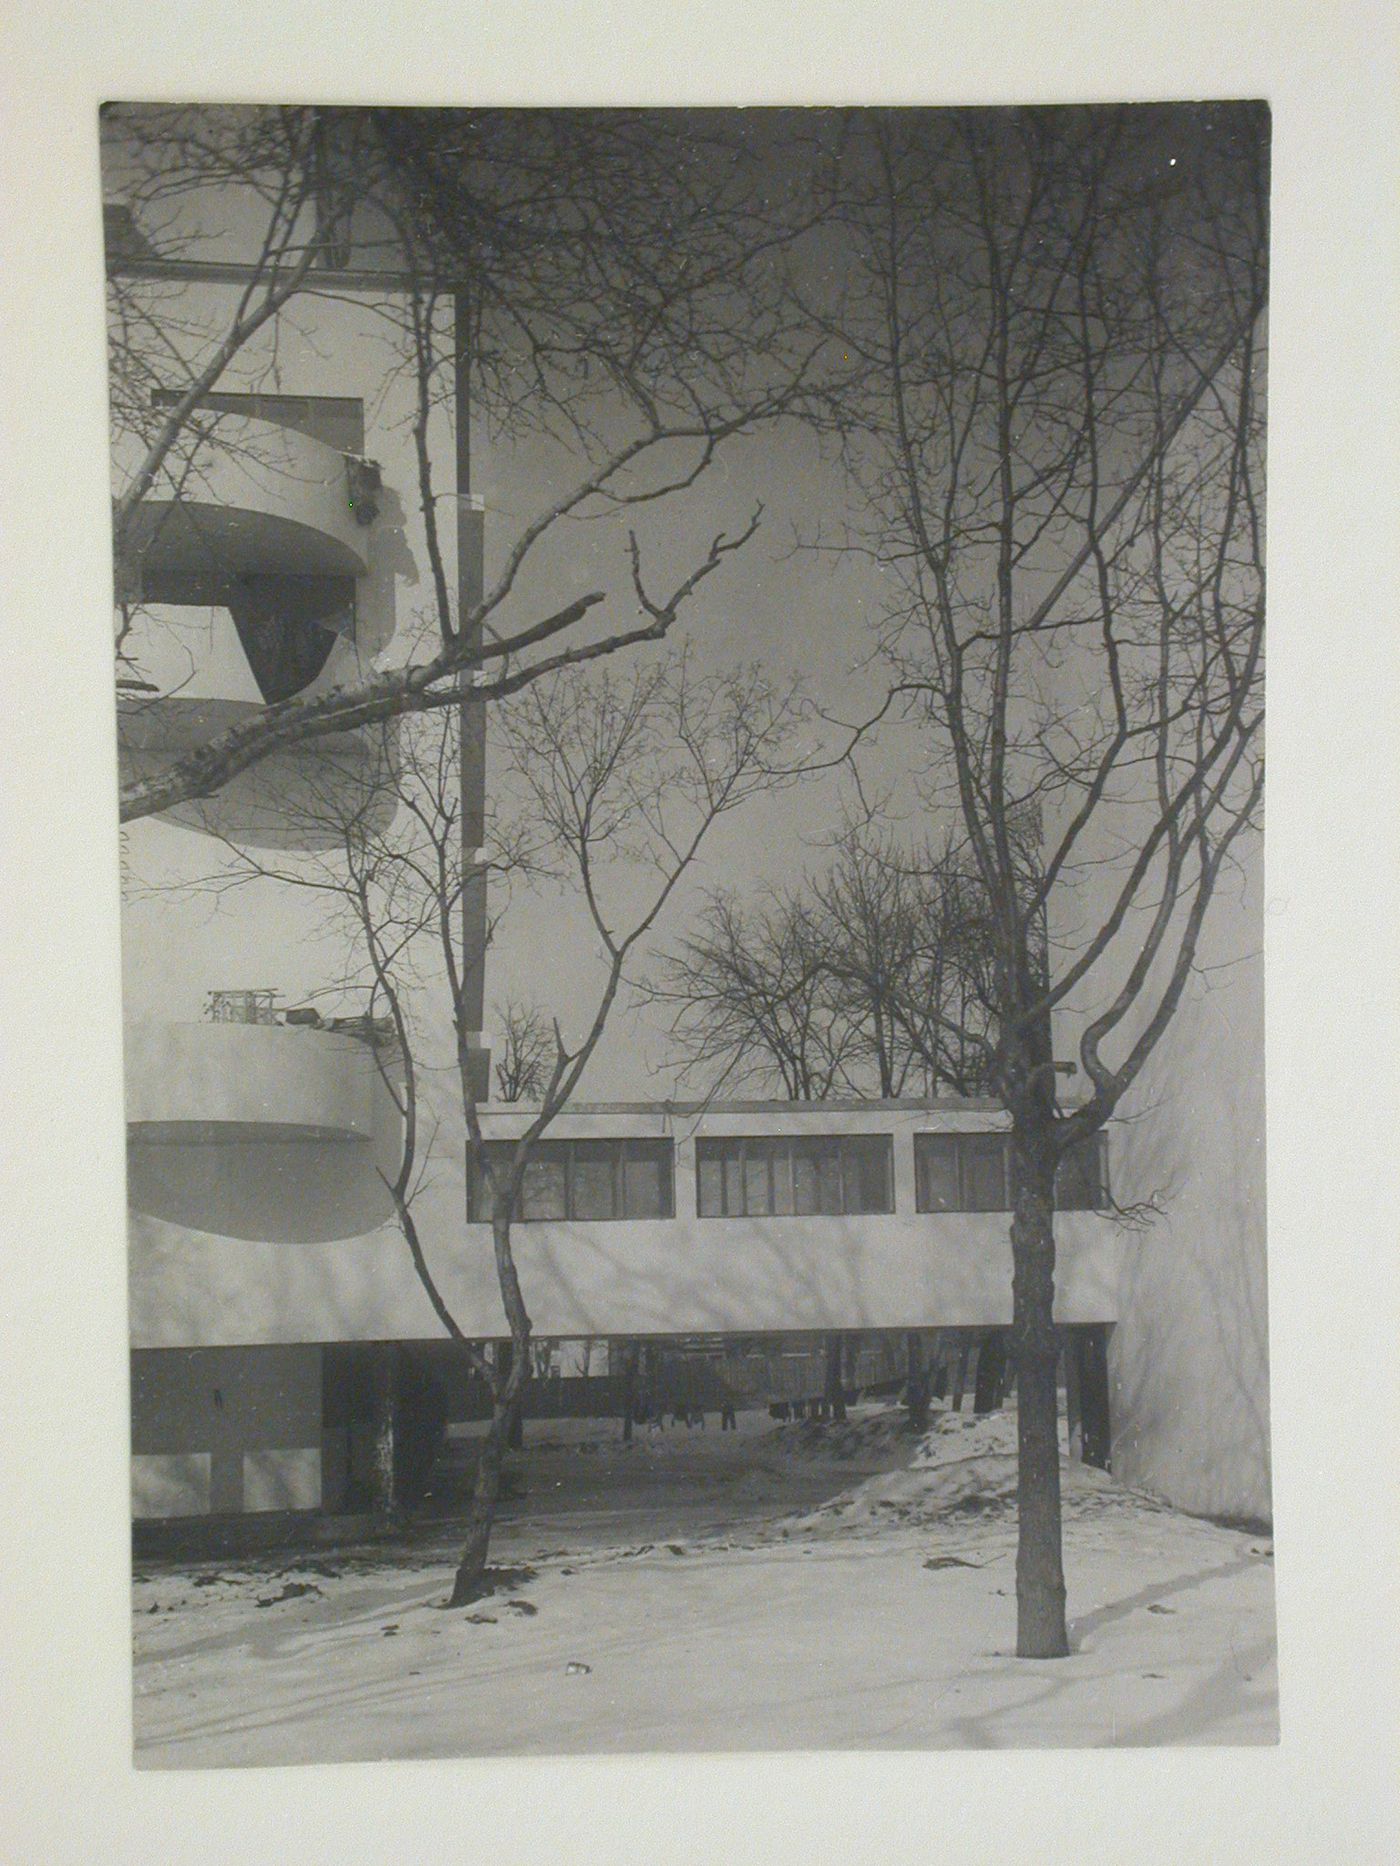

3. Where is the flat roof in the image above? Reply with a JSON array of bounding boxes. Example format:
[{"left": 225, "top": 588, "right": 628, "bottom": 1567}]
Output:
[{"left": 484, "top": 1094, "right": 1007, "bottom": 1117}]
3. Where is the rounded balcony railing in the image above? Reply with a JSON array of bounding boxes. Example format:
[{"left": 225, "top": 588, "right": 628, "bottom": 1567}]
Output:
[
  {"left": 125, "top": 1020, "right": 403, "bottom": 1243},
  {"left": 113, "top": 413, "right": 373, "bottom": 596}
]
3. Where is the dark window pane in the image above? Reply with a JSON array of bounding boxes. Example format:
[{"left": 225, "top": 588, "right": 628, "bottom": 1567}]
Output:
[
  {"left": 843, "top": 1136, "right": 893, "bottom": 1214},
  {"left": 469, "top": 1144, "right": 512, "bottom": 1222},
  {"left": 697, "top": 1150, "right": 724, "bottom": 1217},
  {"left": 724, "top": 1151, "right": 744, "bottom": 1217},
  {"left": 520, "top": 1152, "right": 568, "bottom": 1220},
  {"left": 570, "top": 1143, "right": 618, "bottom": 1220},
  {"left": 771, "top": 1145, "right": 794, "bottom": 1216},
  {"left": 744, "top": 1146, "right": 773, "bottom": 1217},
  {"left": 915, "top": 1136, "right": 960, "bottom": 1212},
  {"left": 1056, "top": 1136, "right": 1106, "bottom": 1211},
  {"left": 623, "top": 1146, "right": 669, "bottom": 1219},
  {"left": 816, "top": 1152, "right": 843, "bottom": 1215},
  {"left": 962, "top": 1134, "right": 1010, "bottom": 1211},
  {"left": 792, "top": 1149, "right": 820, "bottom": 1215}
]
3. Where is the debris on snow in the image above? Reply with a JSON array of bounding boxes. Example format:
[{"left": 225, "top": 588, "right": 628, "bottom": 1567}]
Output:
[{"left": 254, "top": 1581, "right": 321, "bottom": 1608}]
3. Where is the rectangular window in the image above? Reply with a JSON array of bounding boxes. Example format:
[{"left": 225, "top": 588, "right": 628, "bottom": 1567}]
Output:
[
  {"left": 914, "top": 1134, "right": 960, "bottom": 1212},
  {"left": 1055, "top": 1134, "right": 1110, "bottom": 1211},
  {"left": 469, "top": 1138, "right": 674, "bottom": 1223},
  {"left": 695, "top": 1135, "right": 895, "bottom": 1218},
  {"left": 962, "top": 1133, "right": 1010, "bottom": 1212},
  {"left": 914, "top": 1131, "right": 1110, "bottom": 1213},
  {"left": 519, "top": 1153, "right": 566, "bottom": 1221}
]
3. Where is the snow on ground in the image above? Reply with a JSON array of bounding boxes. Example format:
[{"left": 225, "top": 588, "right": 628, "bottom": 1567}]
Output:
[{"left": 132, "top": 1407, "right": 1277, "bottom": 1765}]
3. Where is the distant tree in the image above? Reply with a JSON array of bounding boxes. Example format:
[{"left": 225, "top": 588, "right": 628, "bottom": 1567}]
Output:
[
  {"left": 658, "top": 825, "right": 996, "bottom": 1099},
  {"left": 491, "top": 1001, "right": 552, "bottom": 1103},
  {"left": 817, "top": 105, "right": 1267, "bottom": 1656},
  {"left": 658, "top": 888, "right": 855, "bottom": 1099}
]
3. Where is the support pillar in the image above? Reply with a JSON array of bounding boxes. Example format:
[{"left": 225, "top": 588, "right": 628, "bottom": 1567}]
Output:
[
  {"left": 621, "top": 1340, "right": 640, "bottom": 1444},
  {"left": 1062, "top": 1328, "right": 1083, "bottom": 1461},
  {"left": 369, "top": 1342, "right": 398, "bottom": 1519},
  {"left": 454, "top": 286, "right": 490, "bottom": 1102},
  {"left": 1072, "top": 1325, "right": 1112, "bottom": 1471},
  {"left": 905, "top": 1330, "right": 930, "bottom": 1432},
  {"left": 974, "top": 1329, "right": 1009, "bottom": 1414},
  {"left": 951, "top": 1336, "right": 970, "bottom": 1412},
  {"left": 824, "top": 1333, "right": 848, "bottom": 1423}
]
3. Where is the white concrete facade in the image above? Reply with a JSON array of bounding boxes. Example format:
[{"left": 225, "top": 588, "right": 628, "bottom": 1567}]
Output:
[{"left": 129, "top": 1098, "right": 1126, "bottom": 1351}]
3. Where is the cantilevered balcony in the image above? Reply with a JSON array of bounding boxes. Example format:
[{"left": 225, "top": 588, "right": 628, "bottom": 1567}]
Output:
[
  {"left": 113, "top": 413, "right": 375, "bottom": 603},
  {"left": 113, "top": 411, "right": 399, "bottom": 847},
  {"left": 124, "top": 1017, "right": 403, "bottom": 1244}
]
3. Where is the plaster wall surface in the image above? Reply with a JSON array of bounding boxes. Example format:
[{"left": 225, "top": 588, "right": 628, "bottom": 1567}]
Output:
[
  {"left": 131, "top": 1343, "right": 323, "bottom": 1517},
  {"left": 1048, "top": 822, "right": 1268, "bottom": 1521},
  {"left": 1106, "top": 873, "right": 1270, "bottom": 1521}
]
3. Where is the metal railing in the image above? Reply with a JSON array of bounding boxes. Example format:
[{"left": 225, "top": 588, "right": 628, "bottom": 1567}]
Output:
[{"left": 205, "top": 988, "right": 280, "bottom": 1026}]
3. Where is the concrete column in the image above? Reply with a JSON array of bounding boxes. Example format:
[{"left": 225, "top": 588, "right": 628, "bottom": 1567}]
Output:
[{"left": 369, "top": 1343, "right": 398, "bottom": 1517}]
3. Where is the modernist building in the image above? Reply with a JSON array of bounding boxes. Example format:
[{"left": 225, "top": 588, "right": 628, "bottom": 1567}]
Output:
[
  {"left": 108, "top": 105, "right": 1269, "bottom": 1535},
  {"left": 128, "top": 1090, "right": 1123, "bottom": 1519}
]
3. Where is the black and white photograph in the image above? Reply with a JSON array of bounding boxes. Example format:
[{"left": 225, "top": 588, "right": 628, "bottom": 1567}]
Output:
[
  {"left": 2, "top": 3, "right": 1397, "bottom": 1861},
  {"left": 107, "top": 96, "right": 1275, "bottom": 1761}
]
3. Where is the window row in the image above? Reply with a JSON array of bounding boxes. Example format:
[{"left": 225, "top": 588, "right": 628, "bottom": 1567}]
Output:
[
  {"left": 467, "top": 1130, "right": 1110, "bottom": 1222},
  {"left": 468, "top": 1138, "right": 675, "bottom": 1223},
  {"left": 695, "top": 1134, "right": 893, "bottom": 1218},
  {"left": 914, "top": 1132, "right": 1109, "bottom": 1213}
]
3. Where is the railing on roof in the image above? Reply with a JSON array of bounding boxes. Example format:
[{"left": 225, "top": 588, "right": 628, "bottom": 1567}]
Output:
[{"left": 205, "top": 988, "right": 280, "bottom": 1026}]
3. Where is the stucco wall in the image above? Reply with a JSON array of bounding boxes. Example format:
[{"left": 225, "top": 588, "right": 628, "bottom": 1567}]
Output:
[
  {"left": 1107, "top": 890, "right": 1270, "bottom": 1521},
  {"left": 1040, "top": 808, "right": 1270, "bottom": 1522},
  {"left": 131, "top": 1344, "right": 323, "bottom": 1518}
]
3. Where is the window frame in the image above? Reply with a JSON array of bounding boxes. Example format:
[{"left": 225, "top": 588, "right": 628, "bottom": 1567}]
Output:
[
  {"left": 468, "top": 1137, "right": 675, "bottom": 1224},
  {"left": 694, "top": 1133, "right": 895, "bottom": 1219},
  {"left": 913, "top": 1130, "right": 1111, "bottom": 1214}
]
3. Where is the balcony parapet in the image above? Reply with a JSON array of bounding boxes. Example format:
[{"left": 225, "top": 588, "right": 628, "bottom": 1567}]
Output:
[
  {"left": 113, "top": 413, "right": 373, "bottom": 600},
  {"left": 125, "top": 1020, "right": 394, "bottom": 1144},
  {"left": 124, "top": 1020, "right": 404, "bottom": 1243}
]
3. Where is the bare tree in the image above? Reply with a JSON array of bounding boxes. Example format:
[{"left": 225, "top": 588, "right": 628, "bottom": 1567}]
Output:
[
  {"left": 659, "top": 888, "right": 857, "bottom": 1099},
  {"left": 180, "top": 651, "right": 802, "bottom": 1604},
  {"left": 815, "top": 105, "right": 1267, "bottom": 1656},
  {"left": 658, "top": 826, "right": 996, "bottom": 1099},
  {"left": 491, "top": 1000, "right": 552, "bottom": 1103},
  {"left": 104, "top": 105, "right": 829, "bottom": 822}
]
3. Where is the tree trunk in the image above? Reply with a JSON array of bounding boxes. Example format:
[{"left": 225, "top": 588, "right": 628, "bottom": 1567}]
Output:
[
  {"left": 447, "top": 1385, "right": 524, "bottom": 1606},
  {"left": 906, "top": 1330, "right": 930, "bottom": 1432},
  {"left": 495, "top": 1339, "right": 526, "bottom": 1450},
  {"left": 448, "top": 1212, "right": 532, "bottom": 1607},
  {"left": 824, "top": 1334, "right": 848, "bottom": 1423},
  {"left": 1010, "top": 1121, "right": 1069, "bottom": 1658},
  {"left": 369, "top": 1343, "right": 398, "bottom": 1520}
]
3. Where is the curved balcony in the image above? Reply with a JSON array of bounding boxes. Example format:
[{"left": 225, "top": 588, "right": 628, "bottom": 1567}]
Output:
[
  {"left": 113, "top": 414, "right": 402, "bottom": 848},
  {"left": 125, "top": 1021, "right": 402, "bottom": 1243},
  {"left": 113, "top": 414, "right": 373, "bottom": 597}
]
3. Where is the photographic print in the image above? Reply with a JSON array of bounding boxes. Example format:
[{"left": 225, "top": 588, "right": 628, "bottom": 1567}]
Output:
[{"left": 106, "top": 100, "right": 1274, "bottom": 1765}]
